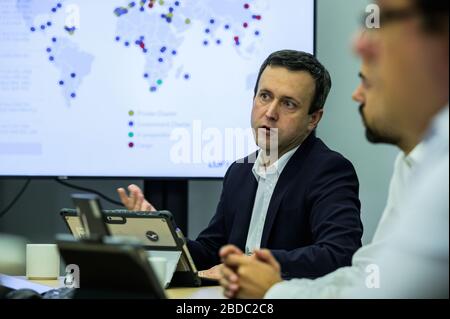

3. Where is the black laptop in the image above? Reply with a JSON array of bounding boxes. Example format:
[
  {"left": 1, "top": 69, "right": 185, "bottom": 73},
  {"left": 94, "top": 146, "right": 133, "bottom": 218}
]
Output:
[{"left": 55, "top": 194, "right": 167, "bottom": 299}]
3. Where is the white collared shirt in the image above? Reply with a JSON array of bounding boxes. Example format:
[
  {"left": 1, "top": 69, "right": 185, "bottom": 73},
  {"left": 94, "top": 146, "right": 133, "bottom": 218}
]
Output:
[
  {"left": 265, "top": 105, "right": 449, "bottom": 299},
  {"left": 265, "top": 133, "right": 428, "bottom": 298},
  {"left": 245, "top": 145, "right": 300, "bottom": 255},
  {"left": 357, "top": 105, "right": 449, "bottom": 298}
]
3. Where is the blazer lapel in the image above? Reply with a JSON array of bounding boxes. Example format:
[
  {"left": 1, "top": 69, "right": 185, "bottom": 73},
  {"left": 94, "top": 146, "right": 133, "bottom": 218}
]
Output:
[
  {"left": 232, "top": 155, "right": 259, "bottom": 249},
  {"left": 260, "top": 133, "right": 317, "bottom": 247}
]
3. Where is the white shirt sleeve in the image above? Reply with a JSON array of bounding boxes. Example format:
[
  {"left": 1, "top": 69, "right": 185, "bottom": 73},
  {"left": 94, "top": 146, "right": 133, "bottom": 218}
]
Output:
[
  {"left": 265, "top": 153, "right": 406, "bottom": 299},
  {"left": 265, "top": 264, "right": 367, "bottom": 299},
  {"left": 347, "top": 107, "right": 449, "bottom": 299},
  {"left": 347, "top": 156, "right": 449, "bottom": 298},
  {"left": 265, "top": 104, "right": 448, "bottom": 299},
  {"left": 266, "top": 107, "right": 448, "bottom": 299}
]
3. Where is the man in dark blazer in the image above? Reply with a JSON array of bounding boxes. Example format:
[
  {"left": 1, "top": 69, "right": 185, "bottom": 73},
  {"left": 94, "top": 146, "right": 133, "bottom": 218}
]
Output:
[{"left": 118, "top": 50, "right": 363, "bottom": 280}]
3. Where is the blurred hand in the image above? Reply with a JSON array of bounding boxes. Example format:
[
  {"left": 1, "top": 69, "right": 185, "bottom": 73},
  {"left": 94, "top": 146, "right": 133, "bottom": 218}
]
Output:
[
  {"left": 220, "top": 263, "right": 240, "bottom": 298},
  {"left": 221, "top": 249, "right": 282, "bottom": 299},
  {"left": 198, "top": 264, "right": 223, "bottom": 281},
  {"left": 117, "top": 184, "right": 156, "bottom": 212},
  {"left": 199, "top": 245, "right": 246, "bottom": 281},
  {"left": 219, "top": 244, "right": 244, "bottom": 260},
  {"left": 218, "top": 245, "right": 245, "bottom": 299}
]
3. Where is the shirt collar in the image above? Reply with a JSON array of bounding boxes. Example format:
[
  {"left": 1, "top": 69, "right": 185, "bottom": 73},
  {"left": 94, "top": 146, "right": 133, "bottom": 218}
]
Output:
[
  {"left": 403, "top": 142, "right": 425, "bottom": 168},
  {"left": 433, "top": 104, "right": 449, "bottom": 141},
  {"left": 252, "top": 145, "right": 300, "bottom": 180},
  {"left": 404, "top": 103, "right": 448, "bottom": 168},
  {"left": 424, "top": 104, "right": 449, "bottom": 144}
]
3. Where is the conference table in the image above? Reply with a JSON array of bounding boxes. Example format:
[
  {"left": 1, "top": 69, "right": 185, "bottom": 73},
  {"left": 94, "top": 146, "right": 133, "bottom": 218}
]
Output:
[{"left": 16, "top": 276, "right": 225, "bottom": 299}]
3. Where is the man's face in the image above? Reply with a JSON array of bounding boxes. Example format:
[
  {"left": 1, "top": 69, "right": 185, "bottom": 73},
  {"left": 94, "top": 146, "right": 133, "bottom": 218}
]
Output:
[
  {"left": 251, "top": 66, "right": 322, "bottom": 158},
  {"left": 353, "top": 63, "right": 399, "bottom": 145},
  {"left": 356, "top": 0, "right": 440, "bottom": 139}
]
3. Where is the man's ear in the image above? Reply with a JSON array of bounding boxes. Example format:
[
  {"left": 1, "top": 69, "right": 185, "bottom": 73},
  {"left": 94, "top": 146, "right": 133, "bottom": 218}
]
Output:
[{"left": 308, "top": 109, "right": 324, "bottom": 131}]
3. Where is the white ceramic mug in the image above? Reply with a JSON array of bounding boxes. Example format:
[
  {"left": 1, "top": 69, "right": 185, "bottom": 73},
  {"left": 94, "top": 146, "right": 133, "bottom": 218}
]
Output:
[
  {"left": 26, "top": 244, "right": 60, "bottom": 279},
  {"left": 148, "top": 256, "right": 167, "bottom": 287}
]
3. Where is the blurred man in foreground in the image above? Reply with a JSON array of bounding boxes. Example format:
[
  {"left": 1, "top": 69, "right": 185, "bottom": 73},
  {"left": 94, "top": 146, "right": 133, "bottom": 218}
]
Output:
[{"left": 220, "top": 0, "right": 449, "bottom": 298}]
